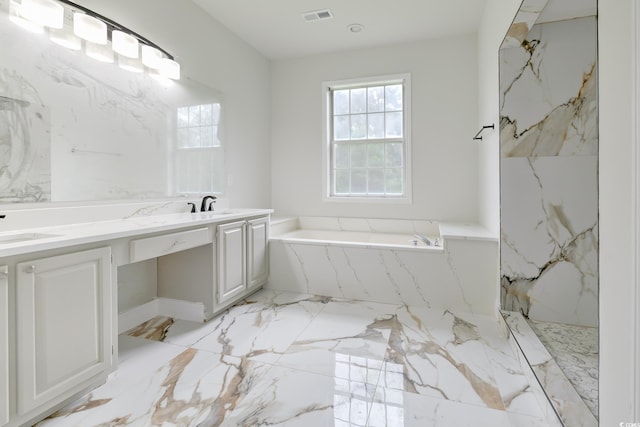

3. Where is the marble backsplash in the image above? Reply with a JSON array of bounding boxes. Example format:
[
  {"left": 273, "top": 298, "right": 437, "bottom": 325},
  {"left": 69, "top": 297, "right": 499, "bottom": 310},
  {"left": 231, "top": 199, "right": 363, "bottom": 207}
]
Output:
[{"left": 499, "top": 16, "right": 598, "bottom": 327}]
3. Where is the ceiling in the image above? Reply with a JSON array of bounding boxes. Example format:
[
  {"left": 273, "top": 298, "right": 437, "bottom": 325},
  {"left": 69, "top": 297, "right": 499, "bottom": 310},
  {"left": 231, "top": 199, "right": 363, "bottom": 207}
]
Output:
[{"left": 191, "top": 0, "right": 489, "bottom": 60}]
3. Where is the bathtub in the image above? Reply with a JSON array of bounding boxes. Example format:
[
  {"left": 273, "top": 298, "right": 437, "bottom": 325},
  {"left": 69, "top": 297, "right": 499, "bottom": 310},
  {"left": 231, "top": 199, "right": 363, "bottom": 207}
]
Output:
[
  {"left": 275, "top": 229, "right": 441, "bottom": 251},
  {"left": 268, "top": 217, "right": 499, "bottom": 315}
]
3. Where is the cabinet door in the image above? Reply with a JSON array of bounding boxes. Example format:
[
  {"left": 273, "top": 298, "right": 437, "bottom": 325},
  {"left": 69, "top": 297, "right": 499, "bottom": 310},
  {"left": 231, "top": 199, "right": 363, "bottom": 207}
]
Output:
[
  {"left": 247, "top": 217, "right": 269, "bottom": 290},
  {"left": 16, "top": 247, "right": 111, "bottom": 415},
  {"left": 217, "top": 221, "right": 246, "bottom": 305},
  {"left": 0, "top": 266, "right": 8, "bottom": 426}
]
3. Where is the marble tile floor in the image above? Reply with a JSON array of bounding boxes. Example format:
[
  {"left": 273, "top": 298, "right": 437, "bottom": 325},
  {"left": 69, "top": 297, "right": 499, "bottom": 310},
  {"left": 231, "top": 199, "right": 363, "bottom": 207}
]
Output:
[
  {"left": 502, "top": 312, "right": 598, "bottom": 427},
  {"left": 528, "top": 320, "right": 598, "bottom": 417},
  {"left": 38, "top": 290, "right": 562, "bottom": 427}
]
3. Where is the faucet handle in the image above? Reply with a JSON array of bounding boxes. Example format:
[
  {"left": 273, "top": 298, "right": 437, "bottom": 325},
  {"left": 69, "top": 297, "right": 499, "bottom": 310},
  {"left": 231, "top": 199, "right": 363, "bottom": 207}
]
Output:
[
  {"left": 187, "top": 202, "right": 196, "bottom": 213},
  {"left": 208, "top": 197, "right": 216, "bottom": 211}
]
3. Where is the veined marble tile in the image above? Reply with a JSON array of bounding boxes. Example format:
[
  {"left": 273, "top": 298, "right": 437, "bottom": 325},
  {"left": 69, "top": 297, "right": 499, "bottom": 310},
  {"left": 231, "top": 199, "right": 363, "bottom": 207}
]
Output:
[
  {"left": 215, "top": 362, "right": 377, "bottom": 427},
  {"left": 500, "top": 17, "right": 597, "bottom": 158},
  {"left": 502, "top": 312, "right": 597, "bottom": 427},
  {"left": 367, "top": 387, "right": 512, "bottom": 427},
  {"left": 275, "top": 299, "right": 398, "bottom": 383},
  {"left": 500, "top": 156, "right": 598, "bottom": 327},
  {"left": 500, "top": 0, "right": 548, "bottom": 49},
  {"left": 40, "top": 294, "right": 556, "bottom": 427},
  {"left": 381, "top": 307, "right": 503, "bottom": 410},
  {"left": 269, "top": 237, "right": 498, "bottom": 316},
  {"left": 528, "top": 320, "right": 598, "bottom": 416},
  {"left": 468, "top": 313, "right": 548, "bottom": 419},
  {"left": 189, "top": 290, "right": 328, "bottom": 363}
]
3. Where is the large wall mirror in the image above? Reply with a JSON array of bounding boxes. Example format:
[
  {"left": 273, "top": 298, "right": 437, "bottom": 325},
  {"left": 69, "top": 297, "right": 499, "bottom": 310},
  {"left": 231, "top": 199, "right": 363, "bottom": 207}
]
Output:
[
  {"left": 499, "top": 0, "right": 598, "bottom": 425},
  {"left": 0, "top": 0, "right": 224, "bottom": 204}
]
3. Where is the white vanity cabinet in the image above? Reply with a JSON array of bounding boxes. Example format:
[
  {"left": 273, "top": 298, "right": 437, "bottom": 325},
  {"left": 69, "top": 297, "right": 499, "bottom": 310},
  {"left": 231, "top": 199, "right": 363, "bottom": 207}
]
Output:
[
  {"left": 158, "top": 215, "right": 270, "bottom": 317},
  {"left": 15, "top": 247, "right": 112, "bottom": 418},
  {"left": 216, "top": 216, "right": 269, "bottom": 307},
  {"left": 216, "top": 220, "right": 247, "bottom": 306},
  {"left": 246, "top": 216, "right": 269, "bottom": 291},
  {"left": 0, "top": 266, "right": 8, "bottom": 426}
]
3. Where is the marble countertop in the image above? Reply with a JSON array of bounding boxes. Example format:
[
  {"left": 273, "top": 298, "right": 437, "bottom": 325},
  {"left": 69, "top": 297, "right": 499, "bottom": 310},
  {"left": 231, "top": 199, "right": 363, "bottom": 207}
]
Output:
[{"left": 0, "top": 208, "right": 273, "bottom": 258}]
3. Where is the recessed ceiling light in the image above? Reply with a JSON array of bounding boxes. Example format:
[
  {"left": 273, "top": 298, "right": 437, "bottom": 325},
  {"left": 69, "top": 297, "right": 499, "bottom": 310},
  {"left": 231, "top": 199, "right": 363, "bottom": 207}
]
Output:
[{"left": 347, "top": 23, "right": 364, "bottom": 33}]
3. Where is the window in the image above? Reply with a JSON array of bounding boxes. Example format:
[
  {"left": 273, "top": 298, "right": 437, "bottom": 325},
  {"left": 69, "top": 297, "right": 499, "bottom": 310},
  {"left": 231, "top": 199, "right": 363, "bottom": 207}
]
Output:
[
  {"left": 175, "top": 103, "right": 224, "bottom": 194},
  {"left": 324, "top": 75, "right": 411, "bottom": 201}
]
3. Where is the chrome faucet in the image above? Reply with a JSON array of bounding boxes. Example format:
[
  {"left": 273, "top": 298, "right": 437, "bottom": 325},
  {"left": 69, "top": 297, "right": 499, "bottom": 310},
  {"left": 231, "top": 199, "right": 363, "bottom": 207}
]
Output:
[
  {"left": 200, "top": 195, "right": 217, "bottom": 212},
  {"left": 413, "top": 233, "right": 433, "bottom": 246}
]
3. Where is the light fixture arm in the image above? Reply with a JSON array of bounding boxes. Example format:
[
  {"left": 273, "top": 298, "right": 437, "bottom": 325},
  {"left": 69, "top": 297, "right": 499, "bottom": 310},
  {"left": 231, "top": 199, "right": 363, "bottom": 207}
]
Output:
[{"left": 56, "top": 0, "right": 175, "bottom": 60}]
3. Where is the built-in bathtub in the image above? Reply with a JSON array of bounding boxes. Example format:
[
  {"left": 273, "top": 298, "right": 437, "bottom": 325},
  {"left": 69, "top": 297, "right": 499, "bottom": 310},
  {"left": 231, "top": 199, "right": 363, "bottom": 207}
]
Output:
[{"left": 268, "top": 217, "right": 499, "bottom": 315}]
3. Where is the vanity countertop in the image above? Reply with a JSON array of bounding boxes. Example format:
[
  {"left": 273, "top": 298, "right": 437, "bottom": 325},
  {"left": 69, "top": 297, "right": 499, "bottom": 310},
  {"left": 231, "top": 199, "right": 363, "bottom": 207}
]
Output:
[{"left": 0, "top": 208, "right": 273, "bottom": 258}]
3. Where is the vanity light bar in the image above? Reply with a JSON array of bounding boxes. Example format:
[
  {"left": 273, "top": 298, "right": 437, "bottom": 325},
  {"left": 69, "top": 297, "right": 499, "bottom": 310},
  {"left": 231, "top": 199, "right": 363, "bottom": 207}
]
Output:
[{"left": 10, "top": 0, "right": 180, "bottom": 80}]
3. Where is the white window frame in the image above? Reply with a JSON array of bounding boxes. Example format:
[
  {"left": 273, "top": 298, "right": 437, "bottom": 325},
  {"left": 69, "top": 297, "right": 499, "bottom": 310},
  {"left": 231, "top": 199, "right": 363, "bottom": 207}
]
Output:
[{"left": 322, "top": 73, "right": 412, "bottom": 203}]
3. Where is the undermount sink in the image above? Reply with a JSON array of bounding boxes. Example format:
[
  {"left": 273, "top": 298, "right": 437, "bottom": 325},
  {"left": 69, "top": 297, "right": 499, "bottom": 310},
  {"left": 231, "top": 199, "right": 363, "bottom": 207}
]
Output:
[{"left": 0, "top": 232, "right": 59, "bottom": 244}]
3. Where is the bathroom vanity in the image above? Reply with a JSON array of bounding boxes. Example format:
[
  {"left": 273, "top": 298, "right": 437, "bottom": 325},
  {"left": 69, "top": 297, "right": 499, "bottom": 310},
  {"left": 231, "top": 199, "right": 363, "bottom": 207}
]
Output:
[{"left": 0, "top": 209, "right": 271, "bottom": 427}]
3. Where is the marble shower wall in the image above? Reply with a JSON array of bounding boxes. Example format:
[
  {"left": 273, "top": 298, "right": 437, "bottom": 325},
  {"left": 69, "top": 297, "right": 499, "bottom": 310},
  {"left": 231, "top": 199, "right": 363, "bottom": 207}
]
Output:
[
  {"left": 499, "top": 16, "right": 598, "bottom": 327},
  {"left": 0, "top": 0, "right": 222, "bottom": 203}
]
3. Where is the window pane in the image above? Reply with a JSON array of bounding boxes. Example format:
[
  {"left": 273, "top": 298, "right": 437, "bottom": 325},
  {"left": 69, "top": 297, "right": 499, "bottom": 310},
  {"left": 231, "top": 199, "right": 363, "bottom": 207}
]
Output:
[
  {"left": 177, "top": 128, "right": 189, "bottom": 148},
  {"left": 368, "top": 169, "right": 385, "bottom": 194},
  {"left": 351, "top": 144, "right": 366, "bottom": 168},
  {"left": 335, "top": 144, "right": 350, "bottom": 169},
  {"left": 367, "top": 86, "right": 384, "bottom": 112},
  {"left": 189, "top": 127, "right": 201, "bottom": 147},
  {"left": 350, "top": 114, "right": 367, "bottom": 139},
  {"left": 212, "top": 103, "right": 221, "bottom": 125},
  {"left": 212, "top": 125, "right": 221, "bottom": 147},
  {"left": 385, "top": 112, "right": 403, "bottom": 138},
  {"left": 201, "top": 104, "right": 213, "bottom": 126},
  {"left": 189, "top": 105, "right": 201, "bottom": 126},
  {"left": 385, "top": 143, "right": 403, "bottom": 168},
  {"left": 334, "top": 90, "right": 350, "bottom": 115},
  {"left": 350, "top": 88, "right": 366, "bottom": 114},
  {"left": 177, "top": 107, "right": 189, "bottom": 127},
  {"left": 368, "top": 143, "right": 384, "bottom": 167},
  {"left": 334, "top": 116, "right": 350, "bottom": 140},
  {"left": 335, "top": 169, "right": 350, "bottom": 194},
  {"left": 386, "top": 168, "right": 403, "bottom": 194},
  {"left": 368, "top": 113, "right": 384, "bottom": 139},
  {"left": 351, "top": 169, "right": 367, "bottom": 193},
  {"left": 201, "top": 126, "right": 214, "bottom": 147},
  {"left": 385, "top": 85, "right": 403, "bottom": 111}
]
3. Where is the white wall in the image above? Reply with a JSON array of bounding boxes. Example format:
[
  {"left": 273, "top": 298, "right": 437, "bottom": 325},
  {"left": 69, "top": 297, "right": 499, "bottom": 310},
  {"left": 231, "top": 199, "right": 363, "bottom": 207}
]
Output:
[
  {"left": 68, "top": 0, "right": 272, "bottom": 209},
  {"left": 477, "top": 0, "right": 521, "bottom": 236},
  {"left": 270, "top": 36, "right": 478, "bottom": 222},
  {"left": 598, "top": 0, "right": 639, "bottom": 423}
]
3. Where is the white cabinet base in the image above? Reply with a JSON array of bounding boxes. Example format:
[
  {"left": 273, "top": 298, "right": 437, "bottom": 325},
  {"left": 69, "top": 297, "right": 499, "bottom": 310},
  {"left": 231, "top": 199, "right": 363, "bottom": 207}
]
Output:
[{"left": 16, "top": 247, "right": 112, "bottom": 417}]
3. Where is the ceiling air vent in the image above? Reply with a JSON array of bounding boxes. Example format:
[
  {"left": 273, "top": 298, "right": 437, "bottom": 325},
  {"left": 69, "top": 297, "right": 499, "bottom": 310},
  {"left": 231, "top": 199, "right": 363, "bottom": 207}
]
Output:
[{"left": 302, "top": 9, "right": 334, "bottom": 22}]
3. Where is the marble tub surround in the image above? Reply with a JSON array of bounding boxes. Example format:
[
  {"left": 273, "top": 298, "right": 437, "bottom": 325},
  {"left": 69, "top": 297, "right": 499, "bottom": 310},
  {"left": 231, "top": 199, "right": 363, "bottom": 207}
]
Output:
[
  {"left": 39, "top": 289, "right": 560, "bottom": 426},
  {"left": 269, "top": 217, "right": 499, "bottom": 316},
  {"left": 503, "top": 311, "right": 597, "bottom": 427},
  {"left": 499, "top": 13, "right": 598, "bottom": 327}
]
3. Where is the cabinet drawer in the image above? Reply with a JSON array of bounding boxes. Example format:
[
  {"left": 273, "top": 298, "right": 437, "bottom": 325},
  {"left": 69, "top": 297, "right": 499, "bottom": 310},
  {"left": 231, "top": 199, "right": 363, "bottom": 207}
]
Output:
[{"left": 130, "top": 227, "right": 212, "bottom": 263}]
